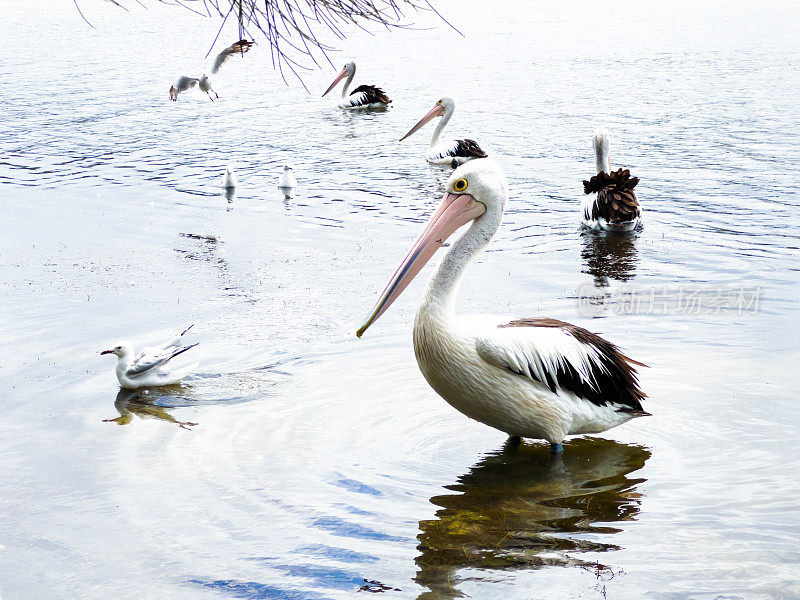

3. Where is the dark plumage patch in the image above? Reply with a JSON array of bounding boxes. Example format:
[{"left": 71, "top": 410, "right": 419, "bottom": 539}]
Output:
[
  {"left": 582, "top": 168, "right": 640, "bottom": 224},
  {"left": 452, "top": 139, "right": 488, "bottom": 159},
  {"left": 350, "top": 85, "right": 391, "bottom": 105},
  {"left": 498, "top": 318, "right": 648, "bottom": 413}
]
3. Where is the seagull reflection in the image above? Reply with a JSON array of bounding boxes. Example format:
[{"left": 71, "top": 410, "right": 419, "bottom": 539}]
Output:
[
  {"left": 222, "top": 186, "right": 236, "bottom": 208},
  {"left": 581, "top": 230, "right": 639, "bottom": 287},
  {"left": 103, "top": 388, "right": 198, "bottom": 429},
  {"left": 414, "top": 437, "right": 649, "bottom": 599}
]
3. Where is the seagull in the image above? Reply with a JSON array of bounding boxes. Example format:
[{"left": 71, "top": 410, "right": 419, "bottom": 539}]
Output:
[
  {"left": 279, "top": 165, "right": 297, "bottom": 198},
  {"left": 101, "top": 325, "right": 199, "bottom": 389},
  {"left": 169, "top": 40, "right": 254, "bottom": 102},
  {"left": 222, "top": 165, "right": 238, "bottom": 189}
]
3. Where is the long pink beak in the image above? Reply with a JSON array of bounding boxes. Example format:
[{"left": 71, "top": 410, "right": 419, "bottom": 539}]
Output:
[
  {"left": 357, "top": 192, "right": 486, "bottom": 337},
  {"left": 322, "top": 67, "right": 348, "bottom": 97},
  {"left": 399, "top": 104, "right": 445, "bottom": 141}
]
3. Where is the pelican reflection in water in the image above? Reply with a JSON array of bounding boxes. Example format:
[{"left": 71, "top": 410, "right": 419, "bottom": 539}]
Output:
[
  {"left": 103, "top": 389, "right": 198, "bottom": 429},
  {"left": 414, "top": 438, "right": 650, "bottom": 599},
  {"left": 581, "top": 229, "right": 639, "bottom": 287}
]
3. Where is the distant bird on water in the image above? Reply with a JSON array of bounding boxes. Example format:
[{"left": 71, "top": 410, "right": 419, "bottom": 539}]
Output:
[
  {"left": 356, "top": 159, "right": 648, "bottom": 454},
  {"left": 581, "top": 128, "right": 642, "bottom": 232},
  {"left": 279, "top": 165, "right": 297, "bottom": 198},
  {"left": 221, "top": 165, "right": 238, "bottom": 189},
  {"left": 169, "top": 39, "right": 255, "bottom": 102},
  {"left": 322, "top": 62, "right": 391, "bottom": 109},
  {"left": 400, "top": 97, "right": 486, "bottom": 167},
  {"left": 101, "top": 325, "right": 198, "bottom": 389}
]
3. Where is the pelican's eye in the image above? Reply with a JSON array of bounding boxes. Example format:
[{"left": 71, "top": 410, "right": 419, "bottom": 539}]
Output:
[{"left": 453, "top": 178, "right": 468, "bottom": 192}]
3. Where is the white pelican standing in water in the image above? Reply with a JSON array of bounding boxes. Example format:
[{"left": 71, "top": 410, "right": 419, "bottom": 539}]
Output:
[
  {"left": 357, "top": 159, "right": 648, "bottom": 453},
  {"left": 322, "top": 62, "right": 391, "bottom": 109},
  {"left": 581, "top": 128, "right": 642, "bottom": 231},
  {"left": 400, "top": 97, "right": 487, "bottom": 167}
]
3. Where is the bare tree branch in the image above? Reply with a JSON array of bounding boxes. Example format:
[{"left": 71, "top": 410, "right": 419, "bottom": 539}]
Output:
[{"left": 97, "top": 0, "right": 455, "bottom": 87}]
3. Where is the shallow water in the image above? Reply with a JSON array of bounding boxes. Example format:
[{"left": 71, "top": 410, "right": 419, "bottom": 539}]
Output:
[{"left": 1, "top": 1, "right": 800, "bottom": 598}]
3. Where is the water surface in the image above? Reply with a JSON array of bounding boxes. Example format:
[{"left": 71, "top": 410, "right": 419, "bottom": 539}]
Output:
[{"left": 1, "top": 1, "right": 799, "bottom": 598}]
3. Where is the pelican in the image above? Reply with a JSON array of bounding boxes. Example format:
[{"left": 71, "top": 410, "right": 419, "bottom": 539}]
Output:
[
  {"left": 322, "top": 62, "right": 391, "bottom": 109},
  {"left": 357, "top": 159, "right": 648, "bottom": 453},
  {"left": 400, "top": 97, "right": 487, "bottom": 167},
  {"left": 101, "top": 325, "right": 198, "bottom": 390},
  {"left": 581, "top": 128, "right": 642, "bottom": 231},
  {"left": 169, "top": 39, "right": 254, "bottom": 102}
]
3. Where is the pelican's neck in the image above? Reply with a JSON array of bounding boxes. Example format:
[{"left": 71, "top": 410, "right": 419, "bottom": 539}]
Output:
[
  {"left": 419, "top": 218, "right": 495, "bottom": 320},
  {"left": 595, "top": 135, "right": 611, "bottom": 174},
  {"left": 430, "top": 103, "right": 454, "bottom": 148},
  {"left": 341, "top": 67, "right": 355, "bottom": 98}
]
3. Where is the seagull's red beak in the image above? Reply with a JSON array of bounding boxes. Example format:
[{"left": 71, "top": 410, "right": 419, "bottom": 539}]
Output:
[
  {"left": 356, "top": 192, "right": 485, "bottom": 337},
  {"left": 322, "top": 67, "right": 348, "bottom": 97},
  {"left": 399, "top": 103, "right": 446, "bottom": 141},
  {"left": 100, "top": 349, "right": 113, "bottom": 355}
]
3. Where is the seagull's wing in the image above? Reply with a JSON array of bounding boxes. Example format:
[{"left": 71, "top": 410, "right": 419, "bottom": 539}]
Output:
[
  {"left": 126, "top": 343, "right": 198, "bottom": 377},
  {"left": 211, "top": 39, "right": 254, "bottom": 74},
  {"left": 174, "top": 76, "right": 200, "bottom": 93},
  {"left": 138, "top": 325, "right": 194, "bottom": 357},
  {"left": 475, "top": 318, "right": 647, "bottom": 412}
]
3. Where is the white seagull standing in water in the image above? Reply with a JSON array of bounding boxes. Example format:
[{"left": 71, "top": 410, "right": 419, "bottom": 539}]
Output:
[
  {"left": 169, "top": 40, "right": 254, "bottom": 102},
  {"left": 581, "top": 127, "right": 642, "bottom": 231},
  {"left": 400, "top": 97, "right": 487, "bottom": 167},
  {"left": 321, "top": 62, "right": 391, "bottom": 109},
  {"left": 101, "top": 325, "right": 199, "bottom": 390},
  {"left": 357, "top": 159, "right": 648, "bottom": 454}
]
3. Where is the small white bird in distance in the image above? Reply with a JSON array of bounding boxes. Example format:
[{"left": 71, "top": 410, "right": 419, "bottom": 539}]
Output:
[
  {"left": 101, "top": 325, "right": 199, "bottom": 389},
  {"left": 279, "top": 165, "right": 297, "bottom": 199},
  {"left": 169, "top": 40, "right": 254, "bottom": 102},
  {"left": 222, "top": 165, "right": 238, "bottom": 189}
]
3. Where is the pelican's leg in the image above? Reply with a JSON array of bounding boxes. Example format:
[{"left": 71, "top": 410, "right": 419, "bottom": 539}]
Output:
[{"left": 550, "top": 442, "right": 564, "bottom": 454}]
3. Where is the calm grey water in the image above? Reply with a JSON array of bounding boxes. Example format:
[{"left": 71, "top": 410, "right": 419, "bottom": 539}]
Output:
[{"left": 1, "top": 1, "right": 800, "bottom": 598}]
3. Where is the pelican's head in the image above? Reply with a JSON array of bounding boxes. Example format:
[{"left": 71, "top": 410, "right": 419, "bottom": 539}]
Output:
[
  {"left": 100, "top": 343, "right": 134, "bottom": 358},
  {"left": 322, "top": 62, "right": 356, "bottom": 97},
  {"left": 400, "top": 97, "right": 455, "bottom": 141},
  {"left": 357, "top": 158, "right": 507, "bottom": 337}
]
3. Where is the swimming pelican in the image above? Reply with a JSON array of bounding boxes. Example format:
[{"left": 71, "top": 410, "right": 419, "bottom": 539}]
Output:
[
  {"left": 322, "top": 62, "right": 391, "bottom": 109},
  {"left": 101, "top": 325, "right": 198, "bottom": 390},
  {"left": 400, "top": 97, "right": 487, "bottom": 167},
  {"left": 357, "top": 159, "right": 647, "bottom": 453},
  {"left": 169, "top": 39, "right": 254, "bottom": 102},
  {"left": 581, "top": 128, "right": 642, "bottom": 231}
]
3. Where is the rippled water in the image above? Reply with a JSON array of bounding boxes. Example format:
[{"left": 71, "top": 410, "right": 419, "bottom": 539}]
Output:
[{"left": 2, "top": 1, "right": 800, "bottom": 598}]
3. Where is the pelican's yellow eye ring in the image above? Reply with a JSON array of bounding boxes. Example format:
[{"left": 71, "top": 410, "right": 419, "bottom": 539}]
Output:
[{"left": 453, "top": 178, "right": 468, "bottom": 192}]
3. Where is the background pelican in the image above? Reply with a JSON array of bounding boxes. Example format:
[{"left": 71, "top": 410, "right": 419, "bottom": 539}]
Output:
[
  {"left": 101, "top": 325, "right": 198, "bottom": 389},
  {"left": 169, "top": 39, "right": 254, "bottom": 101},
  {"left": 400, "top": 97, "right": 487, "bottom": 167},
  {"left": 357, "top": 159, "right": 647, "bottom": 453},
  {"left": 321, "top": 62, "right": 391, "bottom": 109},
  {"left": 581, "top": 127, "right": 642, "bottom": 231}
]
